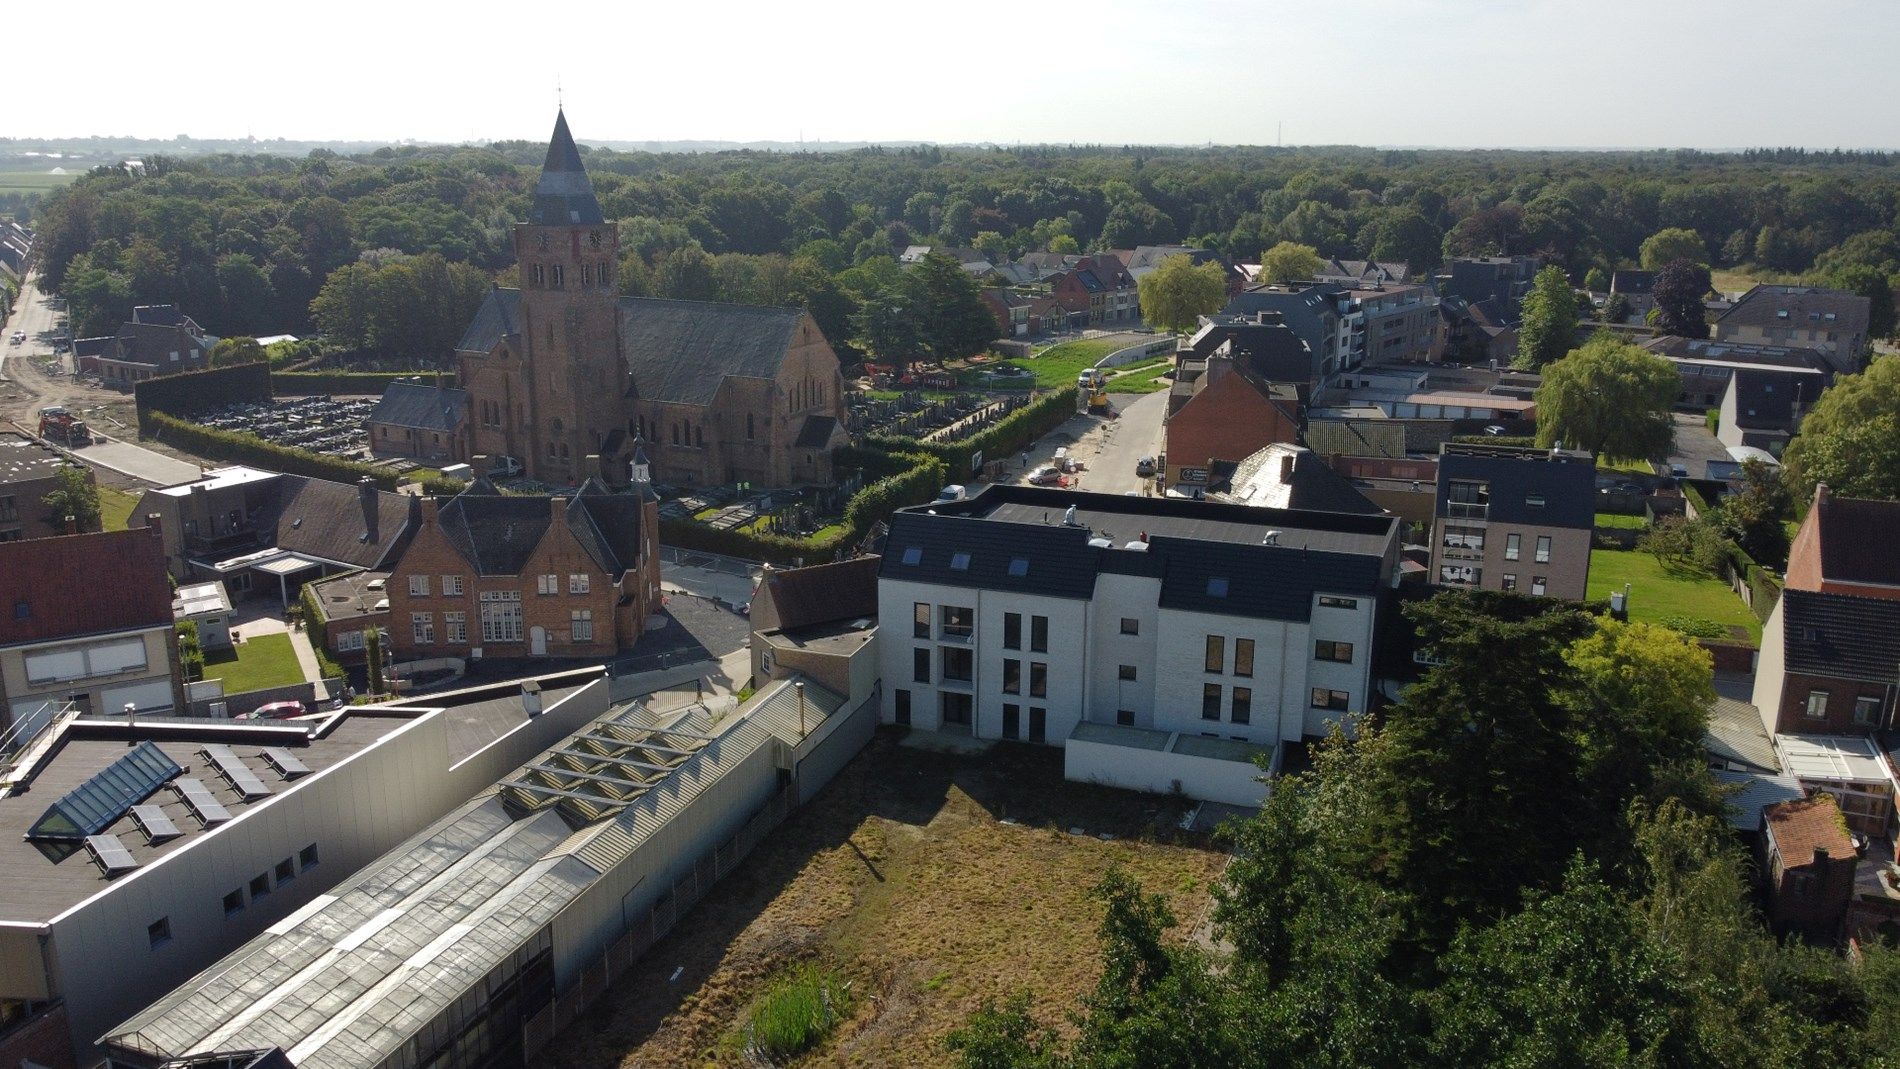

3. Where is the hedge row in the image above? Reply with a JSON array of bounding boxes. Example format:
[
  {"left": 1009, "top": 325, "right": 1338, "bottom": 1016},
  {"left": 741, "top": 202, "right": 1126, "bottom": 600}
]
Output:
[
  {"left": 135, "top": 361, "right": 271, "bottom": 417},
  {"left": 270, "top": 370, "right": 421, "bottom": 396},
  {"left": 142, "top": 410, "right": 401, "bottom": 490},
  {"left": 661, "top": 451, "right": 948, "bottom": 565},
  {"left": 865, "top": 385, "right": 1079, "bottom": 476},
  {"left": 1450, "top": 434, "right": 1537, "bottom": 448},
  {"left": 297, "top": 585, "right": 351, "bottom": 681}
]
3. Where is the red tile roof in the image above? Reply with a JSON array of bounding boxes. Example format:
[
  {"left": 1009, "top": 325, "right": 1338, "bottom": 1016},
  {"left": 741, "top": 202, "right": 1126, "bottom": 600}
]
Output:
[
  {"left": 1764, "top": 794, "right": 1855, "bottom": 863},
  {"left": 0, "top": 527, "right": 174, "bottom": 646}
]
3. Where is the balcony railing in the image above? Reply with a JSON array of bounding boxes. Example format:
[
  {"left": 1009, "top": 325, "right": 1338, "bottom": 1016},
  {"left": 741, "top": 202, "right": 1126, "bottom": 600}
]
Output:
[{"left": 1446, "top": 502, "right": 1489, "bottom": 520}]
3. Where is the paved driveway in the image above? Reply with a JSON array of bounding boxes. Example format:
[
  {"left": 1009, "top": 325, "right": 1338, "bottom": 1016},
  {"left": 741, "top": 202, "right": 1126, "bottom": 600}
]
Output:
[{"left": 1667, "top": 412, "right": 1734, "bottom": 479}]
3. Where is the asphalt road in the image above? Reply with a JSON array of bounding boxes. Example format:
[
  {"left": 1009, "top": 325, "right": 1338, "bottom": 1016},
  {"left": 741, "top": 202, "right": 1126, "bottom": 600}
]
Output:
[{"left": 1069, "top": 389, "right": 1168, "bottom": 495}]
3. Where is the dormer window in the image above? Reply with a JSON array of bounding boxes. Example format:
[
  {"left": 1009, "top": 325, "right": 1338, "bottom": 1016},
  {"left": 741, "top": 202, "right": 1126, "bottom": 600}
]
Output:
[{"left": 900, "top": 546, "right": 922, "bottom": 566}]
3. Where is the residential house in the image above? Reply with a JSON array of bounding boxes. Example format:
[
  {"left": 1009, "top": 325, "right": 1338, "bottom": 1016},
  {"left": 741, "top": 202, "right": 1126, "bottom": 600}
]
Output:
[
  {"left": 1325, "top": 455, "right": 1440, "bottom": 526},
  {"left": 1315, "top": 259, "right": 1408, "bottom": 287},
  {"left": 1163, "top": 349, "right": 1302, "bottom": 493},
  {"left": 82, "top": 305, "right": 213, "bottom": 390},
  {"left": 900, "top": 245, "right": 994, "bottom": 274},
  {"left": 367, "top": 378, "right": 468, "bottom": 463},
  {"left": 0, "top": 526, "right": 182, "bottom": 742},
  {"left": 1350, "top": 281, "right": 1442, "bottom": 366},
  {"left": 749, "top": 555, "right": 881, "bottom": 700},
  {"left": 1439, "top": 256, "right": 1541, "bottom": 314},
  {"left": 1784, "top": 485, "right": 1900, "bottom": 600},
  {"left": 875, "top": 486, "right": 1400, "bottom": 804},
  {"left": 456, "top": 111, "right": 849, "bottom": 490},
  {"left": 1609, "top": 269, "right": 1657, "bottom": 320},
  {"left": 1207, "top": 443, "right": 1381, "bottom": 514},
  {"left": 131, "top": 468, "right": 418, "bottom": 600},
  {"left": 1184, "top": 312, "right": 1323, "bottom": 390},
  {"left": 1120, "top": 246, "right": 1247, "bottom": 295},
  {"left": 979, "top": 287, "right": 1031, "bottom": 337},
  {"left": 1641, "top": 335, "right": 1834, "bottom": 411},
  {"left": 384, "top": 471, "right": 661, "bottom": 663},
  {"left": 0, "top": 220, "right": 30, "bottom": 274},
  {"left": 301, "top": 569, "right": 390, "bottom": 667},
  {"left": 1220, "top": 283, "right": 1362, "bottom": 379},
  {"left": 0, "top": 430, "right": 89, "bottom": 541},
  {"left": 1713, "top": 284, "right": 1871, "bottom": 375},
  {"left": 1761, "top": 793, "right": 1859, "bottom": 941},
  {"left": 1050, "top": 254, "right": 1140, "bottom": 327},
  {"left": 1715, "top": 365, "right": 1825, "bottom": 457},
  {"left": 1430, "top": 442, "right": 1595, "bottom": 599}
]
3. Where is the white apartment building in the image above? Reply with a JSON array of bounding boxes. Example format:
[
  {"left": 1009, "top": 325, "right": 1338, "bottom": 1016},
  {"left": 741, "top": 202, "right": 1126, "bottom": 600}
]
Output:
[{"left": 876, "top": 487, "right": 1400, "bottom": 803}]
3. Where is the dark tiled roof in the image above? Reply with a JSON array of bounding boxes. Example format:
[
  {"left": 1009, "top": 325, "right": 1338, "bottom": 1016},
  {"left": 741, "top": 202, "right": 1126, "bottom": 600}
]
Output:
[
  {"left": 259, "top": 476, "right": 416, "bottom": 570},
  {"left": 1717, "top": 284, "right": 1870, "bottom": 332},
  {"left": 1811, "top": 493, "right": 1900, "bottom": 588},
  {"left": 1435, "top": 445, "right": 1595, "bottom": 530},
  {"left": 370, "top": 380, "right": 468, "bottom": 433},
  {"left": 1781, "top": 589, "right": 1900, "bottom": 683},
  {"left": 619, "top": 298, "right": 804, "bottom": 406},
  {"left": 1153, "top": 538, "right": 1382, "bottom": 620},
  {"left": 1609, "top": 269, "right": 1655, "bottom": 295},
  {"left": 130, "top": 304, "right": 187, "bottom": 327},
  {"left": 109, "top": 322, "right": 209, "bottom": 367},
  {"left": 529, "top": 110, "right": 605, "bottom": 226},
  {"left": 566, "top": 482, "right": 647, "bottom": 575},
  {"left": 1727, "top": 367, "right": 1822, "bottom": 430},
  {"left": 794, "top": 415, "right": 840, "bottom": 449},
  {"left": 73, "top": 336, "right": 113, "bottom": 358},
  {"left": 456, "top": 288, "right": 522, "bottom": 354},
  {"left": 436, "top": 491, "right": 553, "bottom": 577},
  {"left": 1303, "top": 420, "right": 1407, "bottom": 459},
  {"left": 761, "top": 556, "right": 881, "bottom": 631},
  {"left": 882, "top": 512, "right": 1102, "bottom": 600},
  {"left": 0, "top": 528, "right": 172, "bottom": 646}
]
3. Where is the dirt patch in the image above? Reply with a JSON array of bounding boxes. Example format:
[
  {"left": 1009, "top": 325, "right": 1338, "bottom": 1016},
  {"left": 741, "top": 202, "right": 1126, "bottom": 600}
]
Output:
[{"left": 540, "top": 732, "right": 1227, "bottom": 1068}]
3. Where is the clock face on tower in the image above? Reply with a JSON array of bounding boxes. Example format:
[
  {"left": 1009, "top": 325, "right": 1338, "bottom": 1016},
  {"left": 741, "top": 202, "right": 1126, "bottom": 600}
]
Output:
[{"left": 589, "top": 231, "right": 602, "bottom": 248}]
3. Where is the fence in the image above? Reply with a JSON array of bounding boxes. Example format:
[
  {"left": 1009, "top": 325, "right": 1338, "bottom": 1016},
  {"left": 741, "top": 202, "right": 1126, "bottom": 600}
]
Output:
[
  {"left": 521, "top": 786, "right": 799, "bottom": 1058},
  {"left": 1094, "top": 336, "right": 1178, "bottom": 369},
  {"left": 187, "top": 676, "right": 345, "bottom": 718}
]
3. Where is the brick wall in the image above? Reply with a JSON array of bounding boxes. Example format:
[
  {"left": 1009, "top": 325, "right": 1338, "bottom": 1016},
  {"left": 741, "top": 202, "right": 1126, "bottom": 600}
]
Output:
[
  {"left": 1769, "top": 851, "right": 1857, "bottom": 940},
  {"left": 0, "top": 1002, "right": 76, "bottom": 1069},
  {"left": 1773, "top": 670, "right": 1889, "bottom": 735}
]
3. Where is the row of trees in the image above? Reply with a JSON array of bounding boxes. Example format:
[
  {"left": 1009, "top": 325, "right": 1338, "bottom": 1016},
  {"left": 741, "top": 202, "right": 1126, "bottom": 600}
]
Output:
[{"left": 948, "top": 592, "right": 1900, "bottom": 1068}]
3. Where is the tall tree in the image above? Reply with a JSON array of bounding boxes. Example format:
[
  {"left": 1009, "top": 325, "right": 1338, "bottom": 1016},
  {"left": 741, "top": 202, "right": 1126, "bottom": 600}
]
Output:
[
  {"left": 1534, "top": 334, "right": 1679, "bottom": 459},
  {"left": 1136, "top": 253, "right": 1227, "bottom": 333},
  {"left": 1515, "top": 264, "right": 1580, "bottom": 369},
  {"left": 1714, "top": 459, "right": 1794, "bottom": 566},
  {"left": 1784, "top": 356, "right": 1900, "bottom": 498},
  {"left": 1652, "top": 258, "right": 1713, "bottom": 338},
  {"left": 1257, "top": 241, "right": 1323, "bottom": 285},
  {"left": 907, "top": 251, "right": 1000, "bottom": 364},
  {"left": 1824, "top": 262, "right": 1897, "bottom": 341},
  {"left": 40, "top": 465, "right": 101, "bottom": 532},
  {"left": 1640, "top": 227, "right": 1710, "bottom": 270}
]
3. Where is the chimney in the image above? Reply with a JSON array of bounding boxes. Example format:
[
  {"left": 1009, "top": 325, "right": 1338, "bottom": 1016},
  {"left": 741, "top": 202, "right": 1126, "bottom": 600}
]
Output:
[
  {"left": 358, "top": 477, "right": 379, "bottom": 545},
  {"left": 1279, "top": 453, "right": 1296, "bottom": 485},
  {"left": 795, "top": 681, "right": 807, "bottom": 735},
  {"left": 420, "top": 497, "right": 440, "bottom": 524},
  {"left": 549, "top": 496, "right": 567, "bottom": 524},
  {"left": 1812, "top": 845, "right": 1829, "bottom": 868},
  {"left": 472, "top": 454, "right": 491, "bottom": 479},
  {"left": 144, "top": 513, "right": 163, "bottom": 536},
  {"left": 1814, "top": 483, "right": 1829, "bottom": 510},
  {"left": 521, "top": 679, "right": 543, "bottom": 717},
  {"left": 66, "top": 514, "right": 78, "bottom": 535}
]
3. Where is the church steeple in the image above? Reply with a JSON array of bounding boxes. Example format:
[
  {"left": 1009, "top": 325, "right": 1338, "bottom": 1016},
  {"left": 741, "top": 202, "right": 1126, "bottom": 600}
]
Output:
[{"left": 529, "top": 110, "right": 604, "bottom": 226}]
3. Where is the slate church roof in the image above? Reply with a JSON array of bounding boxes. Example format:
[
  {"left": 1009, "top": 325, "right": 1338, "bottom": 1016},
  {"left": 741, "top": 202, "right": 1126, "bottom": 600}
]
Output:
[{"left": 529, "top": 110, "right": 605, "bottom": 226}]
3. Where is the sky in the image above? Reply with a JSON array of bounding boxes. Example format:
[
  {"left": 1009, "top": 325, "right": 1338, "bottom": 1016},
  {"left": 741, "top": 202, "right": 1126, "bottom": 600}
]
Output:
[{"left": 13, "top": 0, "right": 1900, "bottom": 149}]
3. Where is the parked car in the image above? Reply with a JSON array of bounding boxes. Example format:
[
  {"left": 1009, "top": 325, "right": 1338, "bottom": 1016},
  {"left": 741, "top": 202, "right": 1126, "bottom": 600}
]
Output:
[
  {"left": 240, "top": 700, "right": 307, "bottom": 721},
  {"left": 1026, "top": 465, "right": 1063, "bottom": 486},
  {"left": 936, "top": 484, "right": 968, "bottom": 502},
  {"left": 1135, "top": 456, "right": 1157, "bottom": 477},
  {"left": 1669, "top": 464, "right": 1689, "bottom": 478},
  {"left": 490, "top": 455, "right": 523, "bottom": 477}
]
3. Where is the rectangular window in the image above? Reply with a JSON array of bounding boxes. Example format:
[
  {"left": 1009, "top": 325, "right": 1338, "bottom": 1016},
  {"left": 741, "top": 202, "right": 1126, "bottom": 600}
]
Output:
[
  {"left": 537, "top": 574, "right": 558, "bottom": 595},
  {"left": 444, "top": 611, "right": 467, "bottom": 644},
  {"left": 0, "top": 496, "right": 13, "bottom": 521},
  {"left": 1311, "top": 688, "right": 1350, "bottom": 712},
  {"left": 410, "top": 612, "right": 434, "bottom": 645},
  {"left": 942, "top": 646, "right": 973, "bottom": 682},
  {"left": 1003, "top": 612, "right": 1022, "bottom": 650},
  {"left": 1315, "top": 640, "right": 1355, "bottom": 664},
  {"left": 275, "top": 858, "right": 295, "bottom": 884},
  {"left": 1806, "top": 691, "right": 1829, "bottom": 719},
  {"left": 223, "top": 889, "right": 245, "bottom": 916},
  {"left": 1002, "top": 658, "right": 1021, "bottom": 694},
  {"left": 441, "top": 575, "right": 463, "bottom": 596},
  {"left": 1317, "top": 596, "right": 1358, "bottom": 610},
  {"left": 1202, "top": 683, "right": 1222, "bottom": 720},
  {"left": 1531, "top": 576, "right": 1548, "bottom": 597},
  {"left": 1030, "top": 616, "right": 1049, "bottom": 653},
  {"left": 1029, "top": 708, "right": 1046, "bottom": 743},
  {"left": 1118, "top": 664, "right": 1137, "bottom": 682},
  {"left": 894, "top": 689, "right": 911, "bottom": 725},
  {"left": 571, "top": 609, "right": 594, "bottom": 642},
  {"left": 914, "top": 603, "right": 931, "bottom": 639},
  {"left": 1030, "top": 662, "right": 1047, "bottom": 698},
  {"left": 250, "top": 873, "right": 271, "bottom": 899},
  {"left": 1003, "top": 703, "right": 1020, "bottom": 739},
  {"left": 1205, "top": 635, "right": 1225, "bottom": 673},
  {"left": 1234, "top": 638, "right": 1254, "bottom": 677},
  {"left": 479, "top": 590, "right": 523, "bottom": 643},
  {"left": 408, "top": 574, "right": 429, "bottom": 597},
  {"left": 1502, "top": 573, "right": 1518, "bottom": 591},
  {"left": 913, "top": 648, "right": 931, "bottom": 684},
  {"left": 568, "top": 573, "right": 591, "bottom": 594},
  {"left": 1535, "top": 535, "right": 1552, "bottom": 564},
  {"left": 1855, "top": 696, "right": 1882, "bottom": 726},
  {"left": 300, "top": 843, "right": 319, "bottom": 869},
  {"left": 1120, "top": 617, "right": 1139, "bottom": 635},
  {"left": 1526, "top": 494, "right": 1546, "bottom": 508},
  {"left": 941, "top": 606, "right": 974, "bottom": 640},
  {"left": 1504, "top": 533, "right": 1521, "bottom": 561},
  {"left": 1117, "top": 709, "right": 1135, "bottom": 726},
  {"left": 1231, "top": 687, "right": 1252, "bottom": 725},
  {"left": 148, "top": 917, "right": 172, "bottom": 949}
]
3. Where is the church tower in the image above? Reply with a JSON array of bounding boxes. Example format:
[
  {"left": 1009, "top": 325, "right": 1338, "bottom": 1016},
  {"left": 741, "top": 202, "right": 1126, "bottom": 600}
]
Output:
[{"left": 514, "top": 110, "right": 623, "bottom": 484}]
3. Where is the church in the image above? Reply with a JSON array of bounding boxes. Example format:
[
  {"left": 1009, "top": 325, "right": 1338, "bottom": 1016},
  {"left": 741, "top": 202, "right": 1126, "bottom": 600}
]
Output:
[{"left": 454, "top": 111, "right": 850, "bottom": 488}]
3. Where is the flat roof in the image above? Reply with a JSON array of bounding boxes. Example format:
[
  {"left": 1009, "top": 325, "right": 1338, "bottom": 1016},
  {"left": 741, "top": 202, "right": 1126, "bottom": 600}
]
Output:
[
  {"left": 1071, "top": 721, "right": 1171, "bottom": 751},
  {"left": 305, "top": 571, "right": 389, "bottom": 624},
  {"left": 0, "top": 431, "right": 69, "bottom": 484},
  {"left": 759, "top": 618, "right": 877, "bottom": 656},
  {"left": 1171, "top": 734, "right": 1271, "bottom": 763},
  {"left": 172, "top": 582, "right": 231, "bottom": 619},
  {"left": 153, "top": 466, "right": 276, "bottom": 497},
  {"left": 948, "top": 486, "right": 1396, "bottom": 559},
  {"left": 1775, "top": 733, "right": 1894, "bottom": 785}
]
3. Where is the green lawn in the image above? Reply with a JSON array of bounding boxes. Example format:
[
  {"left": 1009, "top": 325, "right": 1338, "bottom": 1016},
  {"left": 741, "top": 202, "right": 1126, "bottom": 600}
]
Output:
[
  {"left": 1594, "top": 512, "right": 1647, "bottom": 529},
  {"left": 1595, "top": 456, "right": 1654, "bottom": 475},
  {"left": 1587, "top": 548, "right": 1761, "bottom": 644},
  {"left": 1105, "top": 360, "right": 1173, "bottom": 394},
  {"left": 98, "top": 487, "right": 140, "bottom": 532},
  {"left": 202, "top": 633, "right": 307, "bottom": 693},
  {"left": 964, "top": 338, "right": 1140, "bottom": 389}
]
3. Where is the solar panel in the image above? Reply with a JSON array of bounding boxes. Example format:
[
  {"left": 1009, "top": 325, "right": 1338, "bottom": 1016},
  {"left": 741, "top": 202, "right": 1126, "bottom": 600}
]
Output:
[
  {"left": 175, "top": 778, "right": 232, "bottom": 828},
  {"left": 261, "top": 747, "right": 311, "bottom": 780},
  {"left": 201, "top": 744, "right": 273, "bottom": 800},
  {"left": 27, "top": 741, "right": 183, "bottom": 841},
  {"left": 85, "top": 833, "right": 140, "bottom": 877},
  {"left": 130, "top": 804, "right": 181, "bottom": 844}
]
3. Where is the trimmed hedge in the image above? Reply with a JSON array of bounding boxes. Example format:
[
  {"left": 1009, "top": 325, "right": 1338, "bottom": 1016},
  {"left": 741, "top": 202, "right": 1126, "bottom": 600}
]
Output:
[
  {"left": 142, "top": 410, "right": 401, "bottom": 489},
  {"left": 661, "top": 451, "right": 947, "bottom": 565},
  {"left": 271, "top": 370, "right": 420, "bottom": 396},
  {"left": 866, "top": 385, "right": 1079, "bottom": 476},
  {"left": 135, "top": 362, "right": 271, "bottom": 418},
  {"left": 298, "top": 584, "right": 351, "bottom": 681}
]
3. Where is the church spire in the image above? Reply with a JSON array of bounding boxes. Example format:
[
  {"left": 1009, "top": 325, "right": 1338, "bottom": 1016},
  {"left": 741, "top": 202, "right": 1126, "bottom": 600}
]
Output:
[{"left": 529, "top": 109, "right": 604, "bottom": 226}]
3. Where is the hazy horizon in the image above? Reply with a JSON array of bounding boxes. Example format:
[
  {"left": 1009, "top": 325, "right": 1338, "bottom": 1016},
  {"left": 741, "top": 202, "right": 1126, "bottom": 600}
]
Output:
[{"left": 14, "top": 0, "right": 1900, "bottom": 150}]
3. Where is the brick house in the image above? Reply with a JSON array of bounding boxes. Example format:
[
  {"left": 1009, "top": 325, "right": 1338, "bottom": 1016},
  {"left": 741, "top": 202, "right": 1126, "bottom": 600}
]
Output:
[
  {"left": 384, "top": 473, "right": 660, "bottom": 662},
  {"left": 1163, "top": 354, "right": 1301, "bottom": 493},
  {"left": 1, "top": 431, "right": 91, "bottom": 542},
  {"left": 1713, "top": 284, "right": 1871, "bottom": 375},
  {"left": 80, "top": 305, "right": 212, "bottom": 390},
  {"left": 368, "top": 379, "right": 467, "bottom": 463},
  {"left": 1783, "top": 485, "right": 1900, "bottom": 600},
  {"left": 1761, "top": 793, "right": 1858, "bottom": 942},
  {"left": 1050, "top": 255, "right": 1139, "bottom": 327},
  {"left": 455, "top": 111, "right": 848, "bottom": 491}
]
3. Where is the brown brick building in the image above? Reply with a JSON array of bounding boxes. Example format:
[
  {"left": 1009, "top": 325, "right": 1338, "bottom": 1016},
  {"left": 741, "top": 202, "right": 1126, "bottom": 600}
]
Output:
[
  {"left": 1761, "top": 794, "right": 1858, "bottom": 942},
  {"left": 384, "top": 471, "right": 661, "bottom": 662},
  {"left": 0, "top": 431, "right": 90, "bottom": 542},
  {"left": 1162, "top": 353, "right": 1300, "bottom": 493},
  {"left": 455, "top": 111, "right": 849, "bottom": 490}
]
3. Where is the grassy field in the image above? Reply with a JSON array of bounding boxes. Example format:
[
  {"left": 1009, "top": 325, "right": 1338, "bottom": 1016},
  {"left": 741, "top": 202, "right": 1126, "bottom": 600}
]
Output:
[
  {"left": 98, "top": 487, "right": 141, "bottom": 532},
  {"left": 545, "top": 733, "right": 1228, "bottom": 1067},
  {"left": 202, "top": 633, "right": 307, "bottom": 692},
  {"left": 1105, "top": 360, "right": 1173, "bottom": 394},
  {"left": 0, "top": 168, "right": 79, "bottom": 195},
  {"left": 1594, "top": 512, "right": 1647, "bottom": 529},
  {"left": 1588, "top": 547, "right": 1761, "bottom": 644},
  {"left": 966, "top": 338, "right": 1132, "bottom": 389},
  {"left": 1596, "top": 456, "right": 1655, "bottom": 475}
]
